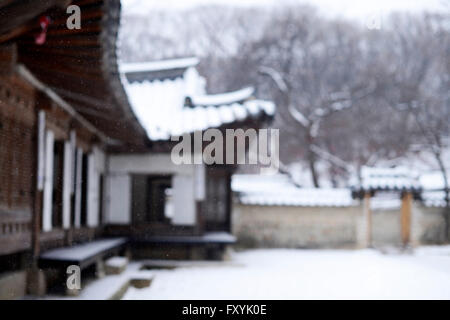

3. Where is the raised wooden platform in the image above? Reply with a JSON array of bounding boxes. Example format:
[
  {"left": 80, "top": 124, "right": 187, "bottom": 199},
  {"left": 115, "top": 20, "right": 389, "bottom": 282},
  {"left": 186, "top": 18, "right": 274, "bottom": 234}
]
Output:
[
  {"left": 0, "top": 211, "right": 32, "bottom": 256},
  {"left": 134, "top": 232, "right": 236, "bottom": 245}
]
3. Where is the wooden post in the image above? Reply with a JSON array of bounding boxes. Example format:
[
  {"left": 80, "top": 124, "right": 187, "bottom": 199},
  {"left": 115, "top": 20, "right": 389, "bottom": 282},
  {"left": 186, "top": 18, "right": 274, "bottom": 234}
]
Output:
[
  {"left": 364, "top": 192, "right": 372, "bottom": 248},
  {"left": 32, "top": 108, "right": 46, "bottom": 259},
  {"left": 401, "top": 192, "right": 412, "bottom": 247}
]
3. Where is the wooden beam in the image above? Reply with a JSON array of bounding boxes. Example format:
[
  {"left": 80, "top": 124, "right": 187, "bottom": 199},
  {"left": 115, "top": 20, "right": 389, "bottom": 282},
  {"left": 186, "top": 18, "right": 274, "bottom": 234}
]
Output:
[
  {"left": 363, "top": 192, "right": 372, "bottom": 248},
  {"left": 20, "top": 45, "right": 103, "bottom": 59},
  {"left": 17, "top": 64, "right": 114, "bottom": 145},
  {"left": 0, "top": 1, "right": 16, "bottom": 9},
  {"left": 19, "top": 55, "right": 104, "bottom": 80},
  {"left": 0, "top": 23, "right": 32, "bottom": 44},
  {"left": 401, "top": 192, "right": 412, "bottom": 247},
  {"left": 0, "top": 0, "right": 70, "bottom": 35},
  {"left": 0, "top": 1, "right": 73, "bottom": 44}
]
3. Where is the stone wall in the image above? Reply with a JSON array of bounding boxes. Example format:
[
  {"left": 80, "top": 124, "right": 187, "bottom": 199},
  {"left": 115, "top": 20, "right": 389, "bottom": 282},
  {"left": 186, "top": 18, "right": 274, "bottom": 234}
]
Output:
[
  {"left": 232, "top": 204, "right": 362, "bottom": 248},
  {"left": 411, "top": 205, "right": 448, "bottom": 245},
  {"left": 371, "top": 208, "right": 402, "bottom": 246},
  {"left": 0, "top": 270, "right": 27, "bottom": 300},
  {"left": 372, "top": 204, "right": 447, "bottom": 246},
  {"left": 233, "top": 202, "right": 448, "bottom": 249}
]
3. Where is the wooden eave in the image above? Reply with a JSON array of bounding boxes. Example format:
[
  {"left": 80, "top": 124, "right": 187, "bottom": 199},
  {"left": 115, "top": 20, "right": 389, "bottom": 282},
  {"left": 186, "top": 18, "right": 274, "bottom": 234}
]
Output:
[
  {"left": 109, "top": 109, "right": 274, "bottom": 154},
  {"left": 0, "top": 0, "right": 148, "bottom": 148}
]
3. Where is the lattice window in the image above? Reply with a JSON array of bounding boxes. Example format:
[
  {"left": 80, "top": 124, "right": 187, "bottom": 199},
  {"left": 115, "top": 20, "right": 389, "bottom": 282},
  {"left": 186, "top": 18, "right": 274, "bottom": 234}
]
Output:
[{"left": 0, "top": 82, "right": 35, "bottom": 211}]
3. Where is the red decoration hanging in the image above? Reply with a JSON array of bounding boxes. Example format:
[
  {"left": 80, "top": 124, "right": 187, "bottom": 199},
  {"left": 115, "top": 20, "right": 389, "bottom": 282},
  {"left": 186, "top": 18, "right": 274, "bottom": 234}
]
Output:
[{"left": 35, "top": 15, "right": 51, "bottom": 45}]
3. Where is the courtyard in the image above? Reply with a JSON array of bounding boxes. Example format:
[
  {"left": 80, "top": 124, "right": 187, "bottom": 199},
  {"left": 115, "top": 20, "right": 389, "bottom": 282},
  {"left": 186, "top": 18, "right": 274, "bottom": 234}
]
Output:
[{"left": 113, "top": 247, "right": 450, "bottom": 300}]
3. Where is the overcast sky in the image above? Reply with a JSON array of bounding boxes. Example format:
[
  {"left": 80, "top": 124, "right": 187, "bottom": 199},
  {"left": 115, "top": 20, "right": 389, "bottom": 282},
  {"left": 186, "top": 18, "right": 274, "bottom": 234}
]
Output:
[{"left": 122, "top": 0, "right": 448, "bottom": 20}]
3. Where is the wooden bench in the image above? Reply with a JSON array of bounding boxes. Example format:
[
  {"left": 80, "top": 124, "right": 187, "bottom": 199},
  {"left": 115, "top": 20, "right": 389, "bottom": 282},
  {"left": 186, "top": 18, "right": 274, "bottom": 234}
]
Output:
[{"left": 39, "top": 238, "right": 128, "bottom": 270}]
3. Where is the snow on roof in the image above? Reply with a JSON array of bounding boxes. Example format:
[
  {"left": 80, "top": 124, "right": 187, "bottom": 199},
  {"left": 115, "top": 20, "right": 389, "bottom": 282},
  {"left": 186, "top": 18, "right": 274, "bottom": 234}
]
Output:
[
  {"left": 121, "top": 58, "right": 275, "bottom": 141},
  {"left": 120, "top": 57, "right": 199, "bottom": 73},
  {"left": 232, "top": 174, "right": 356, "bottom": 207},
  {"left": 419, "top": 171, "right": 448, "bottom": 207},
  {"left": 353, "top": 166, "right": 422, "bottom": 192},
  {"left": 193, "top": 87, "right": 254, "bottom": 106},
  {"left": 420, "top": 171, "right": 446, "bottom": 191},
  {"left": 422, "top": 191, "right": 447, "bottom": 208}
]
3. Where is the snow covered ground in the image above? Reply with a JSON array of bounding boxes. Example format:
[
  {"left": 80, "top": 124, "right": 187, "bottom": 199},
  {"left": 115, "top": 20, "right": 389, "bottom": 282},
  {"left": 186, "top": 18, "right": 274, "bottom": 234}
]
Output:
[{"left": 124, "top": 247, "right": 450, "bottom": 300}]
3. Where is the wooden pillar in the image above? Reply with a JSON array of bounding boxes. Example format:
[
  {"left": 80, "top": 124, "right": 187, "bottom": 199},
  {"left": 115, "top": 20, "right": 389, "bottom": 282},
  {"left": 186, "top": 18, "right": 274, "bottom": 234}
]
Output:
[
  {"left": 32, "top": 192, "right": 42, "bottom": 259},
  {"left": 32, "top": 109, "right": 46, "bottom": 259},
  {"left": 363, "top": 192, "right": 372, "bottom": 248},
  {"left": 401, "top": 192, "right": 412, "bottom": 247},
  {"left": 42, "top": 130, "right": 55, "bottom": 232}
]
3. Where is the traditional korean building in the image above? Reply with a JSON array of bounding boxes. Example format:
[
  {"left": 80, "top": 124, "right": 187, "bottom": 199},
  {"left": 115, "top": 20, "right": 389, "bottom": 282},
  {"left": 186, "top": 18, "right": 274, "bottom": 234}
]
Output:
[
  {"left": 0, "top": 1, "right": 275, "bottom": 298},
  {"left": 0, "top": 0, "right": 147, "bottom": 298},
  {"left": 105, "top": 57, "right": 275, "bottom": 259}
]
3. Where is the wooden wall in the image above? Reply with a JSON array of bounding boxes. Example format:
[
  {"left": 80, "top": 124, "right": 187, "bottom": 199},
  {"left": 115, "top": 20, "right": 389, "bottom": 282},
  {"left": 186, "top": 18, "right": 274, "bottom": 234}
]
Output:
[
  {"left": 0, "top": 73, "right": 35, "bottom": 255},
  {"left": 0, "top": 69, "right": 106, "bottom": 256}
]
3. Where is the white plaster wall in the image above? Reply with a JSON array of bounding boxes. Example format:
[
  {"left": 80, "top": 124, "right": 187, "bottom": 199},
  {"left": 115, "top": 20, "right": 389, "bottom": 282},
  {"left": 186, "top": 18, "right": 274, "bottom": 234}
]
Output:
[
  {"left": 108, "top": 154, "right": 194, "bottom": 175},
  {"left": 106, "top": 173, "right": 131, "bottom": 225},
  {"left": 106, "top": 153, "right": 200, "bottom": 226},
  {"left": 172, "top": 174, "right": 196, "bottom": 226}
]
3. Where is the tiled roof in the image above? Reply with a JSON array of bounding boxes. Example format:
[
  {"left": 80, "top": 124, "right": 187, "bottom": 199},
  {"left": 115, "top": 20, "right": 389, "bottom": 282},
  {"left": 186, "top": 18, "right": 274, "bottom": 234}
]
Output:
[
  {"left": 121, "top": 58, "right": 275, "bottom": 141},
  {"left": 232, "top": 174, "right": 356, "bottom": 207},
  {"left": 419, "top": 171, "right": 449, "bottom": 207},
  {"left": 422, "top": 191, "right": 447, "bottom": 207},
  {"left": 120, "top": 57, "right": 200, "bottom": 73},
  {"left": 352, "top": 167, "right": 422, "bottom": 192}
]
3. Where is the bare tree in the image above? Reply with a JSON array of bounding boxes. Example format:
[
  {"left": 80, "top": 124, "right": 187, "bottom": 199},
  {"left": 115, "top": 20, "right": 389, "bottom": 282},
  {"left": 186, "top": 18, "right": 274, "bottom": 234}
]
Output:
[
  {"left": 237, "top": 7, "right": 377, "bottom": 186},
  {"left": 383, "top": 12, "right": 450, "bottom": 237},
  {"left": 120, "top": 5, "right": 449, "bottom": 197}
]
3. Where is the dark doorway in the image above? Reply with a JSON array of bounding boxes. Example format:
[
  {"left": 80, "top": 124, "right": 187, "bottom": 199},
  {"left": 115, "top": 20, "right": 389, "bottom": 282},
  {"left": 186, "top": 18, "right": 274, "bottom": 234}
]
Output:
[
  {"left": 204, "top": 168, "right": 231, "bottom": 232},
  {"left": 71, "top": 150, "right": 78, "bottom": 227},
  {"left": 52, "top": 140, "right": 64, "bottom": 228},
  {"left": 98, "top": 174, "right": 104, "bottom": 225},
  {"left": 147, "top": 176, "right": 172, "bottom": 223},
  {"left": 131, "top": 175, "right": 172, "bottom": 225},
  {"left": 80, "top": 153, "right": 88, "bottom": 227}
]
